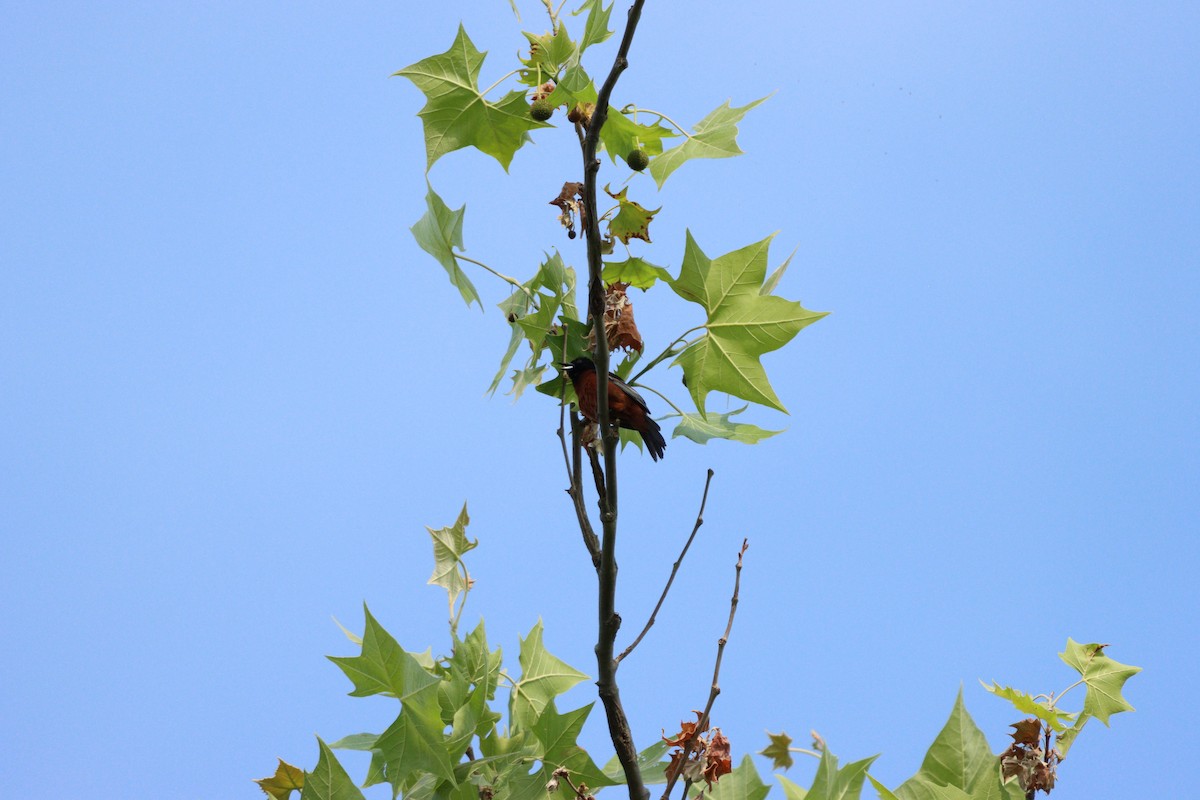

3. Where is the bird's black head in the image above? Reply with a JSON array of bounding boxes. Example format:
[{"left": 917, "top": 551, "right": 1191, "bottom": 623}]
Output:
[{"left": 560, "top": 356, "right": 596, "bottom": 378}]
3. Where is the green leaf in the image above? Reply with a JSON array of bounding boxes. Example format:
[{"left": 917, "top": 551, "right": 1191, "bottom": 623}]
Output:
[
  {"left": 328, "top": 733, "right": 378, "bottom": 751},
  {"left": 300, "top": 738, "right": 366, "bottom": 800},
  {"left": 672, "top": 406, "right": 783, "bottom": 445},
  {"left": 374, "top": 700, "right": 457, "bottom": 789},
  {"left": 895, "top": 691, "right": 996, "bottom": 798},
  {"left": 427, "top": 503, "right": 477, "bottom": 615},
  {"left": 545, "top": 63, "right": 597, "bottom": 109},
  {"left": 603, "top": 256, "right": 673, "bottom": 289},
  {"left": 760, "top": 730, "right": 795, "bottom": 771},
  {"left": 604, "top": 185, "right": 660, "bottom": 244},
  {"left": 532, "top": 702, "right": 614, "bottom": 789},
  {"left": 706, "top": 756, "right": 770, "bottom": 800},
  {"left": 867, "top": 775, "right": 902, "bottom": 800},
  {"left": 603, "top": 740, "right": 671, "bottom": 784},
  {"left": 519, "top": 27, "right": 577, "bottom": 85},
  {"left": 979, "top": 681, "right": 1074, "bottom": 732},
  {"left": 411, "top": 183, "right": 480, "bottom": 308},
  {"left": 598, "top": 110, "right": 676, "bottom": 164},
  {"left": 509, "top": 620, "right": 589, "bottom": 729},
  {"left": 1058, "top": 639, "right": 1140, "bottom": 725},
  {"left": 649, "top": 96, "right": 769, "bottom": 186},
  {"left": 669, "top": 231, "right": 828, "bottom": 414},
  {"left": 778, "top": 774, "right": 809, "bottom": 800},
  {"left": 892, "top": 778, "right": 974, "bottom": 800},
  {"left": 761, "top": 247, "right": 797, "bottom": 296},
  {"left": 804, "top": 749, "right": 878, "bottom": 800},
  {"left": 327, "top": 606, "right": 440, "bottom": 699},
  {"left": 490, "top": 253, "right": 578, "bottom": 397},
  {"left": 574, "top": 0, "right": 614, "bottom": 53},
  {"left": 395, "top": 25, "right": 547, "bottom": 170}
]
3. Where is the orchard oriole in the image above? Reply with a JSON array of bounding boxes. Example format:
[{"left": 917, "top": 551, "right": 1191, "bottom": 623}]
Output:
[{"left": 561, "top": 357, "right": 666, "bottom": 462}]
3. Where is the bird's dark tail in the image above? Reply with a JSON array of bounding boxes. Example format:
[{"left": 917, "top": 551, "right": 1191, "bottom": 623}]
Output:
[{"left": 642, "top": 417, "right": 667, "bottom": 462}]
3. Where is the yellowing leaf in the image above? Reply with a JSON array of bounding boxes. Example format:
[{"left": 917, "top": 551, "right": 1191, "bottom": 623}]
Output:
[
  {"left": 254, "top": 759, "right": 304, "bottom": 800},
  {"left": 604, "top": 185, "right": 659, "bottom": 244}
]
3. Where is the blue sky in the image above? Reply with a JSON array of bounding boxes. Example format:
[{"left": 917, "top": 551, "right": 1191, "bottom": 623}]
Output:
[{"left": 2, "top": 2, "right": 1196, "bottom": 797}]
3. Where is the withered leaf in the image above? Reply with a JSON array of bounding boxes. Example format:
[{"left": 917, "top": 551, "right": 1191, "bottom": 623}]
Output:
[
  {"left": 703, "top": 730, "right": 732, "bottom": 787},
  {"left": 1010, "top": 718, "right": 1042, "bottom": 746}
]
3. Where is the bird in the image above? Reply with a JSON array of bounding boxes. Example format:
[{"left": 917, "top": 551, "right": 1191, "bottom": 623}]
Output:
[{"left": 561, "top": 356, "right": 666, "bottom": 462}]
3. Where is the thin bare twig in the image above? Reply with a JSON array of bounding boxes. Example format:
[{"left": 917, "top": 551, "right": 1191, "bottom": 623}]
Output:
[
  {"left": 661, "top": 540, "right": 749, "bottom": 800},
  {"left": 617, "top": 469, "right": 715, "bottom": 663}
]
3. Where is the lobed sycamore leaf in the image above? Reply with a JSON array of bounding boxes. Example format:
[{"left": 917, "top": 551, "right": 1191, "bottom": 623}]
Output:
[
  {"left": 527, "top": 702, "right": 614, "bottom": 793},
  {"left": 894, "top": 691, "right": 1022, "bottom": 800},
  {"left": 760, "top": 730, "right": 795, "bottom": 771},
  {"left": 604, "top": 185, "right": 659, "bottom": 244},
  {"left": 648, "top": 96, "right": 769, "bottom": 186},
  {"left": 574, "top": 0, "right": 615, "bottom": 53},
  {"left": 671, "top": 406, "right": 783, "bottom": 445},
  {"left": 1058, "top": 639, "right": 1140, "bottom": 725},
  {"left": 374, "top": 696, "right": 457, "bottom": 788},
  {"left": 979, "top": 681, "right": 1074, "bottom": 732},
  {"left": 509, "top": 620, "right": 589, "bottom": 729},
  {"left": 519, "top": 26, "right": 576, "bottom": 85},
  {"left": 426, "top": 503, "right": 477, "bottom": 617},
  {"left": 1054, "top": 640, "right": 1140, "bottom": 758},
  {"left": 300, "top": 738, "right": 366, "bottom": 800},
  {"left": 602, "top": 256, "right": 673, "bottom": 289},
  {"left": 669, "top": 231, "right": 827, "bottom": 415},
  {"left": 327, "top": 605, "right": 440, "bottom": 700},
  {"left": 255, "top": 758, "right": 305, "bottom": 800},
  {"left": 395, "top": 25, "right": 548, "bottom": 171},
  {"left": 411, "top": 183, "right": 480, "bottom": 308}
]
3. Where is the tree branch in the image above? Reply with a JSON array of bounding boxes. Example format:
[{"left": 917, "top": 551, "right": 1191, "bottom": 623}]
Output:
[
  {"left": 579, "top": 3, "right": 648, "bottom": 799},
  {"left": 617, "top": 469, "right": 715, "bottom": 663}
]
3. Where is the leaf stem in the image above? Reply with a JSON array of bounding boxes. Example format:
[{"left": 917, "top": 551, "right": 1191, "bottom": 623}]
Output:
[
  {"left": 1049, "top": 679, "right": 1087, "bottom": 710},
  {"left": 629, "top": 326, "right": 705, "bottom": 383},
  {"left": 454, "top": 253, "right": 538, "bottom": 302},
  {"left": 621, "top": 105, "right": 693, "bottom": 140},
  {"left": 636, "top": 383, "right": 687, "bottom": 418},
  {"left": 480, "top": 68, "right": 523, "bottom": 99}
]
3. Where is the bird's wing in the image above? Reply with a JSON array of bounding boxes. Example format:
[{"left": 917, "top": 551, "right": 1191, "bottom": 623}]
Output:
[{"left": 607, "top": 371, "right": 651, "bottom": 413}]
